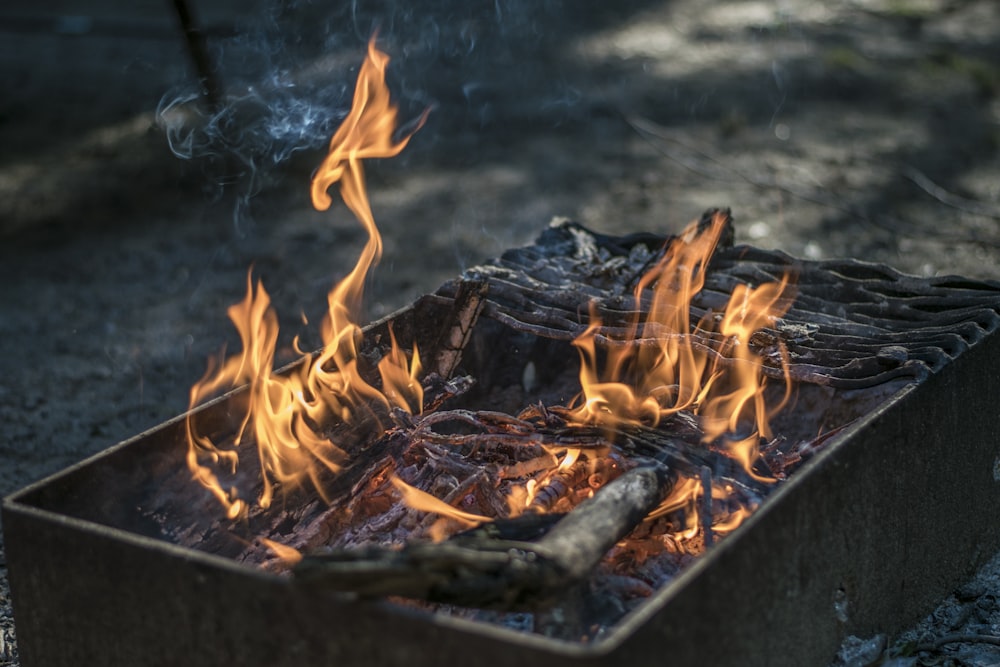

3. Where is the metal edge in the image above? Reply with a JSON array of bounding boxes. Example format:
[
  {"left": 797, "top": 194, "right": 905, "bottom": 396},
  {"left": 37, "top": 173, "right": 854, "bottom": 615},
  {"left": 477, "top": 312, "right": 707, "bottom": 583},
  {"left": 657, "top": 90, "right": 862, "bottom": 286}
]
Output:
[{"left": 0, "top": 364, "right": 923, "bottom": 664}]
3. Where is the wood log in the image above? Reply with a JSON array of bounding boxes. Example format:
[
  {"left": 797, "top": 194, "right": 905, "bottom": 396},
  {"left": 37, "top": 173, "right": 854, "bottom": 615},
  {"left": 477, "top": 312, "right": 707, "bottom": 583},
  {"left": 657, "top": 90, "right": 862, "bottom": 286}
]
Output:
[
  {"left": 429, "top": 278, "right": 488, "bottom": 379},
  {"left": 294, "top": 464, "right": 675, "bottom": 609}
]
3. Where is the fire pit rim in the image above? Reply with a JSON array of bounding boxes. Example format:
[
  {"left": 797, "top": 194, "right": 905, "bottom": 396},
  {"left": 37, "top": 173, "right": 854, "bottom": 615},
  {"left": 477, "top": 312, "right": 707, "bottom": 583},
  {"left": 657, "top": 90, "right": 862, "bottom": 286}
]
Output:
[{"left": 8, "top": 215, "right": 1000, "bottom": 665}]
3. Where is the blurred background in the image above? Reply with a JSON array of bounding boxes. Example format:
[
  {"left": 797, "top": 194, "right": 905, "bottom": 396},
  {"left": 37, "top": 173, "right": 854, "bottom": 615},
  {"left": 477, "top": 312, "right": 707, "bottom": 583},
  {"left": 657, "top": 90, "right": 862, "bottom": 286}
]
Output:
[{"left": 1, "top": 0, "right": 998, "bottom": 663}]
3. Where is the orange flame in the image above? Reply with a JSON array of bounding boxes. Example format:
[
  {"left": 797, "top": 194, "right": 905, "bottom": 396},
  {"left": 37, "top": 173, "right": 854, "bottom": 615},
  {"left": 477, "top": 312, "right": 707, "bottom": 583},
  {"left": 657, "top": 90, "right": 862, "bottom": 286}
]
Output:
[
  {"left": 184, "top": 38, "right": 791, "bottom": 557},
  {"left": 390, "top": 476, "right": 491, "bottom": 526},
  {"left": 568, "top": 212, "right": 794, "bottom": 521},
  {"left": 260, "top": 538, "right": 303, "bottom": 566},
  {"left": 569, "top": 216, "right": 729, "bottom": 428},
  {"left": 186, "top": 37, "right": 427, "bottom": 516}
]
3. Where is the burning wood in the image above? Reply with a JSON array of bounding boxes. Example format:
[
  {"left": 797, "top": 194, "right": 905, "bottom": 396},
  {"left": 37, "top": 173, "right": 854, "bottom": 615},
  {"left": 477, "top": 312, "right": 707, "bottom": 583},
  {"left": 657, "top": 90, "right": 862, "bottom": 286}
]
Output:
[
  {"left": 297, "top": 464, "right": 675, "bottom": 609},
  {"left": 163, "top": 36, "right": 1000, "bottom": 642},
  {"left": 185, "top": 36, "right": 428, "bottom": 519},
  {"left": 8, "top": 34, "right": 1000, "bottom": 667}
]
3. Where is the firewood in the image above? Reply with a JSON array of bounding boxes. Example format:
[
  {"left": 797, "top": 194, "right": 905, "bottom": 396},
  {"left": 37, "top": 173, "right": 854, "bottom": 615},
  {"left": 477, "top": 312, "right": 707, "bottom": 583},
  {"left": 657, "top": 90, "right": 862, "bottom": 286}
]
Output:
[
  {"left": 294, "top": 464, "right": 676, "bottom": 609},
  {"left": 429, "top": 278, "right": 488, "bottom": 379}
]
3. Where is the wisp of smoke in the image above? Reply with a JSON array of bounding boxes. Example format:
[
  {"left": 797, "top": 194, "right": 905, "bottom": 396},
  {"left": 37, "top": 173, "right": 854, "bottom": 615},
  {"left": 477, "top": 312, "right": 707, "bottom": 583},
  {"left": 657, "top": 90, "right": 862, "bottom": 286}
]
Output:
[{"left": 155, "top": 0, "right": 561, "bottom": 229}]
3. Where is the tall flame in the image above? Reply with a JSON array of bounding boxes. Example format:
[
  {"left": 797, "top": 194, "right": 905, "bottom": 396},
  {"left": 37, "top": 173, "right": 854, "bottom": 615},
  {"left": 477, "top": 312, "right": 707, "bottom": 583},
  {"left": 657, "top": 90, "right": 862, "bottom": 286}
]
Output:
[
  {"left": 568, "top": 211, "right": 794, "bottom": 484},
  {"left": 186, "top": 37, "right": 427, "bottom": 516}
]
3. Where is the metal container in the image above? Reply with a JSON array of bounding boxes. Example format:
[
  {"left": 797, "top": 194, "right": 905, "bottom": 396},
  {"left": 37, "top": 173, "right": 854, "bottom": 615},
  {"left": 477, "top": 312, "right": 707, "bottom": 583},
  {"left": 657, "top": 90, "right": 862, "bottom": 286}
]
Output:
[
  {"left": 7, "top": 221, "right": 1000, "bottom": 665},
  {"left": 6, "top": 306, "right": 1000, "bottom": 667}
]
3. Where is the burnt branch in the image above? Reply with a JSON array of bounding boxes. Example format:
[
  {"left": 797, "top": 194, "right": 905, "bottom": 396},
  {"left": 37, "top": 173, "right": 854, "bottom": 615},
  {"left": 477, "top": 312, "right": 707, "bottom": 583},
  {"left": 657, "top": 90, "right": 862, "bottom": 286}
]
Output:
[
  {"left": 429, "top": 278, "right": 488, "bottom": 379},
  {"left": 430, "top": 219, "right": 1000, "bottom": 390},
  {"left": 294, "top": 464, "right": 675, "bottom": 609}
]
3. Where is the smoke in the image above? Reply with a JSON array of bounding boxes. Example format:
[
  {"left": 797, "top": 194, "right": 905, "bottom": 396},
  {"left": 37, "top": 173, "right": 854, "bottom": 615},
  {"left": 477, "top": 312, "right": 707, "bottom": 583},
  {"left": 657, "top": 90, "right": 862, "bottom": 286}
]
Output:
[
  {"left": 157, "top": 76, "right": 348, "bottom": 166},
  {"left": 156, "top": 0, "right": 567, "bottom": 228},
  {"left": 156, "top": 3, "right": 357, "bottom": 227}
]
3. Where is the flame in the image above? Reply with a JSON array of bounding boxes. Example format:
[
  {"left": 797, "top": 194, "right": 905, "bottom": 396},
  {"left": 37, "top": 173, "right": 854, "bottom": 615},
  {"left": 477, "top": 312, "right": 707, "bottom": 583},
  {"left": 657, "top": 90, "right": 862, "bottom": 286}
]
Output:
[
  {"left": 557, "top": 447, "right": 582, "bottom": 471},
  {"left": 568, "top": 215, "right": 729, "bottom": 428},
  {"left": 260, "top": 538, "right": 303, "bottom": 566},
  {"left": 568, "top": 212, "right": 794, "bottom": 528},
  {"left": 698, "top": 275, "right": 794, "bottom": 478},
  {"left": 186, "top": 37, "right": 428, "bottom": 515},
  {"left": 183, "top": 39, "right": 791, "bottom": 560},
  {"left": 389, "top": 476, "right": 491, "bottom": 526}
]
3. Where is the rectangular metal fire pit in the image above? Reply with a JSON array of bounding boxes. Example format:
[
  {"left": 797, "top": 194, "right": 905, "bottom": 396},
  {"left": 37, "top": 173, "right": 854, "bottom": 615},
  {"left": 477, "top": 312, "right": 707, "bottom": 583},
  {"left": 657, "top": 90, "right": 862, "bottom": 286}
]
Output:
[{"left": 6, "top": 218, "right": 1000, "bottom": 666}]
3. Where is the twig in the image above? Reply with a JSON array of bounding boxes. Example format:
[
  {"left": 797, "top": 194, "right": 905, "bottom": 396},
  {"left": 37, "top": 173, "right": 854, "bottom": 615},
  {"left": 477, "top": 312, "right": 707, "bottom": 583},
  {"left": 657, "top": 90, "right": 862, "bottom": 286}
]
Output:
[
  {"left": 916, "top": 632, "right": 1000, "bottom": 651},
  {"left": 170, "top": 0, "right": 223, "bottom": 110}
]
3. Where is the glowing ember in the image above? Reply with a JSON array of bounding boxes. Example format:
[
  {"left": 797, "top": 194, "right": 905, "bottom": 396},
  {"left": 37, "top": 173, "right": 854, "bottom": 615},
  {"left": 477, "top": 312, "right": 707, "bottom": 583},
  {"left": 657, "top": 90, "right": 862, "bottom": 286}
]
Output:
[{"left": 185, "top": 37, "right": 427, "bottom": 517}]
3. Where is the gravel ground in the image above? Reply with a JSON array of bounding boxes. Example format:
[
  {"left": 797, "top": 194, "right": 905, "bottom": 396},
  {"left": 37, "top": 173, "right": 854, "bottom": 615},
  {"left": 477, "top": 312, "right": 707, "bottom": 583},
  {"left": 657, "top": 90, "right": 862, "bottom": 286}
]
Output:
[
  {"left": 833, "top": 550, "right": 1000, "bottom": 666},
  {"left": 1, "top": 0, "right": 999, "bottom": 664}
]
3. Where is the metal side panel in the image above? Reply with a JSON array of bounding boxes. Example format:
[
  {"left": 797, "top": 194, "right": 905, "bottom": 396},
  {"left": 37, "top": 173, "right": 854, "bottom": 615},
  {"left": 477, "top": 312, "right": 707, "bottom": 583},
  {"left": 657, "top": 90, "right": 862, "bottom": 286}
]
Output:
[
  {"left": 3, "top": 502, "right": 595, "bottom": 667},
  {"left": 608, "top": 317, "right": 1000, "bottom": 666}
]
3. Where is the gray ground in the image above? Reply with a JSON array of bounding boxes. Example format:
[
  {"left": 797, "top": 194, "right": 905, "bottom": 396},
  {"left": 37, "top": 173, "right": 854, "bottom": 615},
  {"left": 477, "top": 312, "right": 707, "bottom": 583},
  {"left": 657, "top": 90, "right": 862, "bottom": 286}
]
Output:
[{"left": 1, "top": 0, "right": 999, "bottom": 664}]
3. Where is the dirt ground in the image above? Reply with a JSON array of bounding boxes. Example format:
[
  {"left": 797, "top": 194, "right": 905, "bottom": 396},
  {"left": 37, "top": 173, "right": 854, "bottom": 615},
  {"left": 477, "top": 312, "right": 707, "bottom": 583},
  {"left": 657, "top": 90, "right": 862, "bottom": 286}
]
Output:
[{"left": 1, "top": 0, "right": 999, "bottom": 664}]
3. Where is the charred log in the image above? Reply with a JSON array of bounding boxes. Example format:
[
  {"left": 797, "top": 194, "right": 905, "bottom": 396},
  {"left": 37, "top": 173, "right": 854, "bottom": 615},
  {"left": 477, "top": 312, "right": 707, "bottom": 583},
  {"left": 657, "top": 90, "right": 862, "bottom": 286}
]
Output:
[
  {"left": 428, "top": 278, "right": 488, "bottom": 379},
  {"left": 294, "top": 464, "right": 676, "bottom": 609},
  {"left": 426, "top": 217, "right": 1000, "bottom": 390}
]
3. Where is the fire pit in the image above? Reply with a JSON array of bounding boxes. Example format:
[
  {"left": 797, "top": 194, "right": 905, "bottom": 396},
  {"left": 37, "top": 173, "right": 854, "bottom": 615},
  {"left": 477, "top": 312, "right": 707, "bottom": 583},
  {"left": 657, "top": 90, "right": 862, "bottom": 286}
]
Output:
[
  {"left": 6, "top": 212, "right": 1000, "bottom": 665},
  {"left": 6, "top": 38, "right": 1000, "bottom": 667}
]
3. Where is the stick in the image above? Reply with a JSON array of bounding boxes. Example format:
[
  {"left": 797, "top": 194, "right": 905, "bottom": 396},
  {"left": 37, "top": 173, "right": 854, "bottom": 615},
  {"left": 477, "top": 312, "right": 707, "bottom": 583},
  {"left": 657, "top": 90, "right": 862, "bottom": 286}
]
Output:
[
  {"left": 170, "top": 0, "right": 222, "bottom": 110},
  {"left": 294, "top": 464, "right": 675, "bottom": 609},
  {"left": 430, "top": 279, "right": 488, "bottom": 379},
  {"left": 532, "top": 464, "right": 674, "bottom": 583}
]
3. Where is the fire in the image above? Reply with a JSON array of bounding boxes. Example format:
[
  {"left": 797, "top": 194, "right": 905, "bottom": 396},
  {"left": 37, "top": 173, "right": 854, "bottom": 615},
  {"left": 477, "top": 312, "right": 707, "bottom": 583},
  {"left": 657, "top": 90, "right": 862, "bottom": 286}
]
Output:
[
  {"left": 184, "top": 36, "right": 793, "bottom": 557},
  {"left": 567, "top": 212, "right": 794, "bottom": 526},
  {"left": 261, "top": 538, "right": 303, "bottom": 566},
  {"left": 185, "top": 37, "right": 427, "bottom": 516},
  {"left": 389, "top": 476, "right": 491, "bottom": 541}
]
